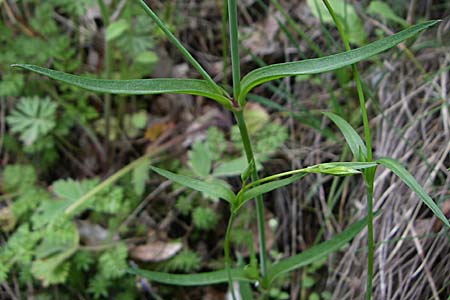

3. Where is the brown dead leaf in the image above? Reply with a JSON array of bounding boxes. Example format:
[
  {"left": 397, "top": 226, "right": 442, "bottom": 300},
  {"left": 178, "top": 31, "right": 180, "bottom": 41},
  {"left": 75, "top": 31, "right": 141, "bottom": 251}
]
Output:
[
  {"left": 202, "top": 286, "right": 226, "bottom": 300},
  {"left": 130, "top": 241, "right": 182, "bottom": 262},
  {"left": 0, "top": 205, "right": 16, "bottom": 232},
  {"left": 414, "top": 200, "right": 450, "bottom": 235},
  {"left": 432, "top": 199, "right": 450, "bottom": 232},
  {"left": 144, "top": 121, "right": 173, "bottom": 142}
]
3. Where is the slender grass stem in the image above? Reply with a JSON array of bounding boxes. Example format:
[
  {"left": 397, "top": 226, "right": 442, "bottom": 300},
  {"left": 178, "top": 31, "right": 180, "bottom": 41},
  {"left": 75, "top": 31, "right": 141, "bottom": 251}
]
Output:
[
  {"left": 321, "top": 0, "right": 373, "bottom": 160},
  {"left": 137, "top": 0, "right": 226, "bottom": 96},
  {"left": 224, "top": 213, "right": 237, "bottom": 300},
  {"left": 366, "top": 182, "right": 374, "bottom": 299},
  {"left": 228, "top": 0, "right": 268, "bottom": 289},
  {"left": 97, "top": 0, "right": 112, "bottom": 162},
  {"left": 234, "top": 111, "right": 268, "bottom": 283},
  {"left": 227, "top": 0, "right": 241, "bottom": 101},
  {"left": 221, "top": 0, "right": 228, "bottom": 86},
  {"left": 321, "top": 1, "right": 375, "bottom": 299}
]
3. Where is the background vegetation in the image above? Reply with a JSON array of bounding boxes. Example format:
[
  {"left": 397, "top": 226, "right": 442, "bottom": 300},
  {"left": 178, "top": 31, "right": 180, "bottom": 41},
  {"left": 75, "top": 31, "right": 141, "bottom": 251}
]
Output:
[{"left": 1, "top": 0, "right": 449, "bottom": 299}]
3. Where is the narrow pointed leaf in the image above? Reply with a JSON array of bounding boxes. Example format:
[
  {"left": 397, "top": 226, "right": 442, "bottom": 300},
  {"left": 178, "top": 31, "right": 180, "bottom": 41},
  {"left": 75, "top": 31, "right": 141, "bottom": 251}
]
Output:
[
  {"left": 302, "top": 161, "right": 377, "bottom": 175},
  {"left": 239, "top": 174, "right": 307, "bottom": 209},
  {"left": 267, "top": 216, "right": 368, "bottom": 282},
  {"left": 377, "top": 158, "right": 450, "bottom": 227},
  {"left": 128, "top": 268, "right": 251, "bottom": 286},
  {"left": 150, "top": 166, "right": 235, "bottom": 203},
  {"left": 239, "top": 20, "right": 439, "bottom": 102},
  {"left": 12, "top": 64, "right": 232, "bottom": 110},
  {"left": 323, "top": 112, "right": 367, "bottom": 160},
  {"left": 238, "top": 162, "right": 376, "bottom": 209}
]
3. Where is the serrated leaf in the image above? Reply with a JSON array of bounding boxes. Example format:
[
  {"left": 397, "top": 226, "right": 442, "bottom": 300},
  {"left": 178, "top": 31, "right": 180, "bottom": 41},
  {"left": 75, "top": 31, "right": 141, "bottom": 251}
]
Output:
[
  {"left": 192, "top": 207, "right": 219, "bottom": 230},
  {"left": 150, "top": 166, "right": 235, "bottom": 203},
  {"left": 6, "top": 97, "right": 57, "bottom": 146},
  {"left": 31, "top": 228, "right": 78, "bottom": 286},
  {"left": 188, "top": 141, "right": 212, "bottom": 178},
  {"left": 32, "top": 179, "right": 98, "bottom": 228},
  {"left": 323, "top": 112, "right": 367, "bottom": 160},
  {"left": 377, "top": 157, "right": 450, "bottom": 228},
  {"left": 267, "top": 216, "right": 367, "bottom": 282},
  {"left": 2, "top": 164, "right": 37, "bottom": 192},
  {"left": 52, "top": 179, "right": 98, "bottom": 202},
  {"left": 128, "top": 267, "right": 251, "bottom": 286},
  {"left": 239, "top": 21, "right": 439, "bottom": 104},
  {"left": 35, "top": 222, "right": 78, "bottom": 259},
  {"left": 132, "top": 158, "right": 150, "bottom": 196},
  {"left": 12, "top": 64, "right": 232, "bottom": 110},
  {"left": 98, "top": 243, "right": 128, "bottom": 279}
]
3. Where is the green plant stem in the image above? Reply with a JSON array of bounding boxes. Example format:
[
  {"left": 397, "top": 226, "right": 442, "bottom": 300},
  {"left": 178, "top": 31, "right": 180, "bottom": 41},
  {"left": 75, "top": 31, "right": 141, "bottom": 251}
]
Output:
[
  {"left": 227, "top": 0, "right": 241, "bottom": 102},
  {"left": 64, "top": 152, "right": 153, "bottom": 216},
  {"left": 234, "top": 111, "right": 268, "bottom": 284},
  {"left": 98, "top": 0, "right": 112, "bottom": 161},
  {"left": 321, "top": 0, "right": 372, "bottom": 160},
  {"left": 137, "top": 0, "right": 226, "bottom": 96},
  {"left": 321, "top": 1, "right": 375, "bottom": 299},
  {"left": 221, "top": 0, "right": 228, "bottom": 86},
  {"left": 224, "top": 213, "right": 237, "bottom": 300},
  {"left": 365, "top": 182, "right": 374, "bottom": 299}
]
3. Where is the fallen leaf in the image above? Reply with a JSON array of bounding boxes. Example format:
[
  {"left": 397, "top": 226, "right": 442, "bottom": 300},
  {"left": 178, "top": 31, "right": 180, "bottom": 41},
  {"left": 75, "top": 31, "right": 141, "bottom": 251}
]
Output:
[
  {"left": 144, "top": 121, "right": 173, "bottom": 142},
  {"left": 130, "top": 241, "right": 182, "bottom": 262}
]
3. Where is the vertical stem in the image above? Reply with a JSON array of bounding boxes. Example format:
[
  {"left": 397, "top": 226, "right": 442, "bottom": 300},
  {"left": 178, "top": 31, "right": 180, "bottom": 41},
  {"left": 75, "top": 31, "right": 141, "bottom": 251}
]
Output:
[
  {"left": 137, "top": 0, "right": 226, "bottom": 96},
  {"left": 98, "top": 0, "right": 112, "bottom": 161},
  {"left": 365, "top": 182, "right": 374, "bottom": 299},
  {"left": 224, "top": 213, "right": 237, "bottom": 300},
  {"left": 228, "top": 0, "right": 268, "bottom": 287},
  {"left": 321, "top": 1, "right": 375, "bottom": 299},
  {"left": 234, "top": 111, "right": 268, "bottom": 282},
  {"left": 227, "top": 0, "right": 241, "bottom": 100},
  {"left": 221, "top": 0, "right": 228, "bottom": 86}
]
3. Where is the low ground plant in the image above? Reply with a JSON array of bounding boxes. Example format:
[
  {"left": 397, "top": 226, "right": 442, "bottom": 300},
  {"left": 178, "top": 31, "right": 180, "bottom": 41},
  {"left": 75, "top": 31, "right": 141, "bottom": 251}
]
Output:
[{"left": 10, "top": 0, "right": 449, "bottom": 299}]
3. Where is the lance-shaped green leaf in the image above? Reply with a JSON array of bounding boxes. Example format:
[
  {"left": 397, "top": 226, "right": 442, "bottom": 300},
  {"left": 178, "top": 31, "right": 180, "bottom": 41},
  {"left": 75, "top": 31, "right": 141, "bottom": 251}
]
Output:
[
  {"left": 323, "top": 112, "right": 367, "bottom": 160},
  {"left": 377, "top": 158, "right": 450, "bottom": 228},
  {"left": 127, "top": 268, "right": 251, "bottom": 286},
  {"left": 237, "top": 162, "right": 377, "bottom": 210},
  {"left": 238, "top": 173, "right": 307, "bottom": 210},
  {"left": 267, "top": 216, "right": 368, "bottom": 282},
  {"left": 301, "top": 162, "right": 377, "bottom": 175},
  {"left": 150, "top": 166, "right": 235, "bottom": 203},
  {"left": 239, "top": 20, "right": 439, "bottom": 104},
  {"left": 12, "top": 64, "right": 232, "bottom": 110}
]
